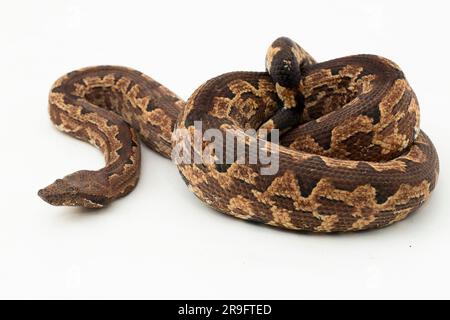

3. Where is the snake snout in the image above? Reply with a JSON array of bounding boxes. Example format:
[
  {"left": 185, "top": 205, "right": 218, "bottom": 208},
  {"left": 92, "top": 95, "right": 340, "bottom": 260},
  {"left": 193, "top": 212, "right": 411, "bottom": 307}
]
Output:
[
  {"left": 38, "top": 179, "right": 78, "bottom": 206},
  {"left": 38, "top": 176, "right": 106, "bottom": 209}
]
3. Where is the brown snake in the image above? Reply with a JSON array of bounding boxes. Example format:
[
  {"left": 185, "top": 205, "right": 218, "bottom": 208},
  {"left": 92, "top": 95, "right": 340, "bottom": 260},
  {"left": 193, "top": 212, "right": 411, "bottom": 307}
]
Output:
[{"left": 38, "top": 37, "right": 439, "bottom": 232}]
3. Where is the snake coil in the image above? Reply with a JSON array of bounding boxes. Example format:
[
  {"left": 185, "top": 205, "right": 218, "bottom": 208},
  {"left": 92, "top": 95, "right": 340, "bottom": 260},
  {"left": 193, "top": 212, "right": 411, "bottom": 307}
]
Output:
[{"left": 38, "top": 37, "right": 439, "bottom": 232}]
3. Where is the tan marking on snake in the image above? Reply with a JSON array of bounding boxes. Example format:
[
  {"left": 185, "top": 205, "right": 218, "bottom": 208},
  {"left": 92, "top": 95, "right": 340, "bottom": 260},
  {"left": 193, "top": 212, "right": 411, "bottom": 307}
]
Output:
[
  {"left": 268, "top": 207, "right": 299, "bottom": 230},
  {"left": 265, "top": 46, "right": 281, "bottom": 71},
  {"left": 275, "top": 83, "right": 296, "bottom": 108},
  {"left": 227, "top": 163, "right": 258, "bottom": 185},
  {"left": 228, "top": 195, "right": 256, "bottom": 220},
  {"left": 146, "top": 108, "right": 172, "bottom": 140}
]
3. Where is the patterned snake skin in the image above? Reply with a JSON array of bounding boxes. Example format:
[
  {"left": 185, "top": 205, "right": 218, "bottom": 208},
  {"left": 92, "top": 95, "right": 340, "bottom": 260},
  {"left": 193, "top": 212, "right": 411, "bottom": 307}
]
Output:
[{"left": 38, "top": 37, "right": 439, "bottom": 232}]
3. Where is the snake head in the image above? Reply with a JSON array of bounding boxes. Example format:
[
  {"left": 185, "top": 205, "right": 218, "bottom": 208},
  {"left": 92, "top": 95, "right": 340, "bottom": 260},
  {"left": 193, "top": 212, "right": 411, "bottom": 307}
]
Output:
[
  {"left": 266, "top": 37, "right": 302, "bottom": 89},
  {"left": 38, "top": 170, "right": 108, "bottom": 209}
]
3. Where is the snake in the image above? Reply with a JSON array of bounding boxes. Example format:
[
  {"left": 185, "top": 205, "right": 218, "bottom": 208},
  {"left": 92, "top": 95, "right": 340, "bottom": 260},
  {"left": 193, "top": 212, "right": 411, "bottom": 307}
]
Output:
[{"left": 38, "top": 37, "right": 439, "bottom": 232}]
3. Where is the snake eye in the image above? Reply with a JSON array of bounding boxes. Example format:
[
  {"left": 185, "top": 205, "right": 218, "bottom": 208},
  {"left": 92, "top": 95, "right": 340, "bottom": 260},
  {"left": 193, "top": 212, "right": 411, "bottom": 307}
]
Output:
[{"left": 67, "top": 186, "right": 77, "bottom": 194}]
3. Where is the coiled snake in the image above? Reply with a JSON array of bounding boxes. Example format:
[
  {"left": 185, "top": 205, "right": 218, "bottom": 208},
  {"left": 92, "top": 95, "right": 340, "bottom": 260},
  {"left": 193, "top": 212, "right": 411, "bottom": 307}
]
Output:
[{"left": 38, "top": 37, "right": 439, "bottom": 232}]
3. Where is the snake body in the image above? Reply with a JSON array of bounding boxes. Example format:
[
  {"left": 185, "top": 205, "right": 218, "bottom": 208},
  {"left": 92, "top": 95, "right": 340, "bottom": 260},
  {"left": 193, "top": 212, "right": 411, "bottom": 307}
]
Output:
[{"left": 38, "top": 37, "right": 439, "bottom": 232}]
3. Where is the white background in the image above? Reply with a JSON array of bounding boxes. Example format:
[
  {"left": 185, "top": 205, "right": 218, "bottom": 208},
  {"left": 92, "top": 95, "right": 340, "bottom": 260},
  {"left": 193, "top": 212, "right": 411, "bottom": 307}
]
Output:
[{"left": 0, "top": 0, "right": 449, "bottom": 299}]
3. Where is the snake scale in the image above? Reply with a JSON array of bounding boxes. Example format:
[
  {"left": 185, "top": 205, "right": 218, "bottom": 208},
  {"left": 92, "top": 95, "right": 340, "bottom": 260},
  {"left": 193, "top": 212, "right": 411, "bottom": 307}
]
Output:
[{"left": 38, "top": 37, "right": 439, "bottom": 232}]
